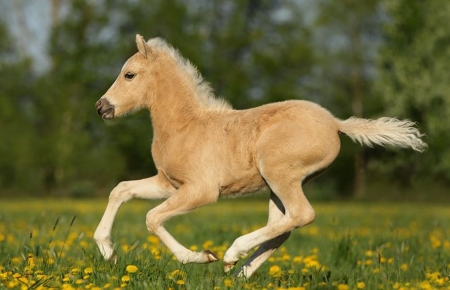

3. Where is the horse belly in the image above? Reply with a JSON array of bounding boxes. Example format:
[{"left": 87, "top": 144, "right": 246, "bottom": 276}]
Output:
[{"left": 219, "top": 172, "right": 266, "bottom": 197}]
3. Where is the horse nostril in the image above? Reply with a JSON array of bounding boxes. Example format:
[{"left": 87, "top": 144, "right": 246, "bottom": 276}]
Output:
[
  {"left": 95, "top": 99, "right": 104, "bottom": 110},
  {"left": 95, "top": 98, "right": 115, "bottom": 119}
]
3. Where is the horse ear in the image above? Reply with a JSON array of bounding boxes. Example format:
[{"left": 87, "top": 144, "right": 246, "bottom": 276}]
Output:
[{"left": 136, "top": 34, "right": 150, "bottom": 58}]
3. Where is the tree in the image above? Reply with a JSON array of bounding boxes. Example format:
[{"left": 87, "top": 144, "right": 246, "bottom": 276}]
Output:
[
  {"left": 375, "top": 0, "right": 450, "bottom": 184},
  {"left": 313, "top": 0, "right": 383, "bottom": 197},
  {"left": 0, "top": 18, "right": 37, "bottom": 192}
]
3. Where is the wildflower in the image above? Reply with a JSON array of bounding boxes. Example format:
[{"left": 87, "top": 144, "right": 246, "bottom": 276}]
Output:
[
  {"left": 203, "top": 239, "right": 214, "bottom": 249},
  {"left": 121, "top": 275, "right": 131, "bottom": 282},
  {"left": 293, "top": 256, "right": 302, "bottom": 264},
  {"left": 269, "top": 265, "right": 282, "bottom": 278},
  {"left": 75, "top": 279, "right": 85, "bottom": 284},
  {"left": 357, "top": 282, "right": 365, "bottom": 289},
  {"left": 400, "top": 263, "right": 408, "bottom": 271},
  {"left": 224, "top": 278, "right": 233, "bottom": 287},
  {"left": 177, "top": 279, "right": 185, "bottom": 285},
  {"left": 126, "top": 264, "right": 138, "bottom": 273},
  {"left": 84, "top": 267, "right": 93, "bottom": 274},
  {"left": 147, "top": 235, "right": 159, "bottom": 244},
  {"left": 419, "top": 281, "right": 432, "bottom": 290},
  {"left": 337, "top": 284, "right": 349, "bottom": 290}
]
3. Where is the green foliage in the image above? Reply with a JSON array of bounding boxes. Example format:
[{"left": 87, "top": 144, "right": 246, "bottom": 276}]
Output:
[
  {"left": 0, "top": 0, "right": 447, "bottom": 197},
  {"left": 375, "top": 0, "right": 450, "bottom": 182}
]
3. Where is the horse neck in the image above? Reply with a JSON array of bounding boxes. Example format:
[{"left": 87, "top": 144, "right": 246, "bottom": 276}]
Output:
[{"left": 149, "top": 61, "right": 201, "bottom": 139}]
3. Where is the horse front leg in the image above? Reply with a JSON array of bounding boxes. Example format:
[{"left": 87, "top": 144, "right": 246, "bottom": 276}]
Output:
[
  {"left": 145, "top": 184, "right": 220, "bottom": 264},
  {"left": 94, "top": 174, "right": 175, "bottom": 261},
  {"left": 231, "top": 191, "right": 291, "bottom": 278}
]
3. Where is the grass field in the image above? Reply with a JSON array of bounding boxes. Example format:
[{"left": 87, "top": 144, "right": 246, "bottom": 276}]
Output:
[{"left": 1, "top": 197, "right": 450, "bottom": 289}]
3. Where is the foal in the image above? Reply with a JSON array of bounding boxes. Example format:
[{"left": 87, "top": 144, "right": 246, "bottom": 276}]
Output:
[{"left": 94, "top": 34, "right": 426, "bottom": 278}]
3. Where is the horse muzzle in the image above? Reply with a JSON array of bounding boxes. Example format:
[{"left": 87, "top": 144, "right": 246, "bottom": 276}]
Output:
[{"left": 96, "top": 98, "right": 115, "bottom": 119}]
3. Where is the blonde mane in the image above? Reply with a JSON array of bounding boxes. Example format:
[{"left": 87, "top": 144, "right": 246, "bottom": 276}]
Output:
[{"left": 146, "top": 38, "right": 232, "bottom": 111}]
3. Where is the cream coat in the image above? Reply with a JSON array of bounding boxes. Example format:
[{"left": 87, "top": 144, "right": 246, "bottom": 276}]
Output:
[{"left": 94, "top": 35, "right": 427, "bottom": 278}]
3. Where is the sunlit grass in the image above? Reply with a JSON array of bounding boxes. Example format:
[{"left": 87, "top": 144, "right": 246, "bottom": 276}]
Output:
[{"left": 1, "top": 197, "right": 450, "bottom": 289}]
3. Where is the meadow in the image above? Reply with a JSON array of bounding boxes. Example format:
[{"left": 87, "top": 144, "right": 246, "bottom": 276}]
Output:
[{"left": 0, "top": 196, "right": 449, "bottom": 289}]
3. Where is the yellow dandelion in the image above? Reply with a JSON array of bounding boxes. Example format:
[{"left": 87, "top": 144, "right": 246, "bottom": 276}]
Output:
[
  {"left": 75, "top": 279, "right": 85, "bottom": 284},
  {"left": 126, "top": 264, "right": 139, "bottom": 273},
  {"left": 293, "top": 256, "right": 302, "bottom": 263},
  {"left": 147, "top": 235, "right": 159, "bottom": 244},
  {"left": 400, "top": 263, "right": 408, "bottom": 271},
  {"left": 419, "top": 281, "right": 432, "bottom": 290},
  {"left": 269, "top": 265, "right": 282, "bottom": 278},
  {"left": 84, "top": 267, "right": 93, "bottom": 274},
  {"left": 337, "top": 284, "right": 349, "bottom": 290},
  {"left": 176, "top": 279, "right": 185, "bottom": 285},
  {"left": 357, "top": 281, "right": 365, "bottom": 289},
  {"left": 224, "top": 278, "right": 233, "bottom": 287},
  {"left": 121, "top": 275, "right": 130, "bottom": 282},
  {"left": 203, "top": 240, "right": 214, "bottom": 249}
]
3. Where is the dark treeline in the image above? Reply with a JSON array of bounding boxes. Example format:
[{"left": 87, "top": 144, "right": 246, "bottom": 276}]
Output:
[{"left": 0, "top": 0, "right": 448, "bottom": 200}]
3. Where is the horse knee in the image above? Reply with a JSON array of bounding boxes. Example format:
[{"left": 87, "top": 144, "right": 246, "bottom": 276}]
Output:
[
  {"left": 145, "top": 211, "right": 160, "bottom": 234},
  {"left": 109, "top": 181, "right": 132, "bottom": 203},
  {"left": 295, "top": 207, "right": 315, "bottom": 228}
]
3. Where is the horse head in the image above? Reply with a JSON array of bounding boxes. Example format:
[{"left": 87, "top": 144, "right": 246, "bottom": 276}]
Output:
[{"left": 96, "top": 34, "right": 156, "bottom": 119}]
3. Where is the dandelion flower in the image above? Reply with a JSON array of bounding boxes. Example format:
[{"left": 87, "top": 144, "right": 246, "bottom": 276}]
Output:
[
  {"left": 269, "top": 265, "right": 282, "bottom": 278},
  {"left": 121, "top": 275, "right": 130, "bottom": 282},
  {"left": 126, "top": 264, "right": 138, "bottom": 273},
  {"left": 357, "top": 282, "right": 365, "bottom": 289}
]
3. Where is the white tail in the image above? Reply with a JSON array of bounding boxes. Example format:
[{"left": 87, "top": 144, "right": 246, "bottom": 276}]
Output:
[{"left": 337, "top": 117, "right": 427, "bottom": 152}]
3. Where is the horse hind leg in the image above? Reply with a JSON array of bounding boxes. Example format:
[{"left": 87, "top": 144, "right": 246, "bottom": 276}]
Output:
[
  {"left": 223, "top": 177, "right": 315, "bottom": 274},
  {"left": 231, "top": 191, "right": 291, "bottom": 278}
]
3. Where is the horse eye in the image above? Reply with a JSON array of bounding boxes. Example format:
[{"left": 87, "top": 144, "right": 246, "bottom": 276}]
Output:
[{"left": 124, "top": 72, "right": 135, "bottom": 80}]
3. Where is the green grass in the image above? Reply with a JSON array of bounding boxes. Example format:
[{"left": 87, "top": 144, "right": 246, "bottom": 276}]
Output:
[{"left": 0, "top": 197, "right": 450, "bottom": 289}]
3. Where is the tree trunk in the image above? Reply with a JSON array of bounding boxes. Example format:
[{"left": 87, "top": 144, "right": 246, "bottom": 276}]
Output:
[{"left": 351, "top": 65, "right": 366, "bottom": 199}]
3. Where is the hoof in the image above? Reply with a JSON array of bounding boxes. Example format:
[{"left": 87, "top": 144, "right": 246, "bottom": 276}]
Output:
[
  {"left": 224, "top": 261, "right": 237, "bottom": 273},
  {"left": 203, "top": 250, "right": 219, "bottom": 263},
  {"left": 112, "top": 254, "right": 118, "bottom": 264}
]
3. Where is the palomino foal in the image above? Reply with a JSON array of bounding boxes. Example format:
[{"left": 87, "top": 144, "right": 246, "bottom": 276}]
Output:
[{"left": 94, "top": 34, "right": 427, "bottom": 278}]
